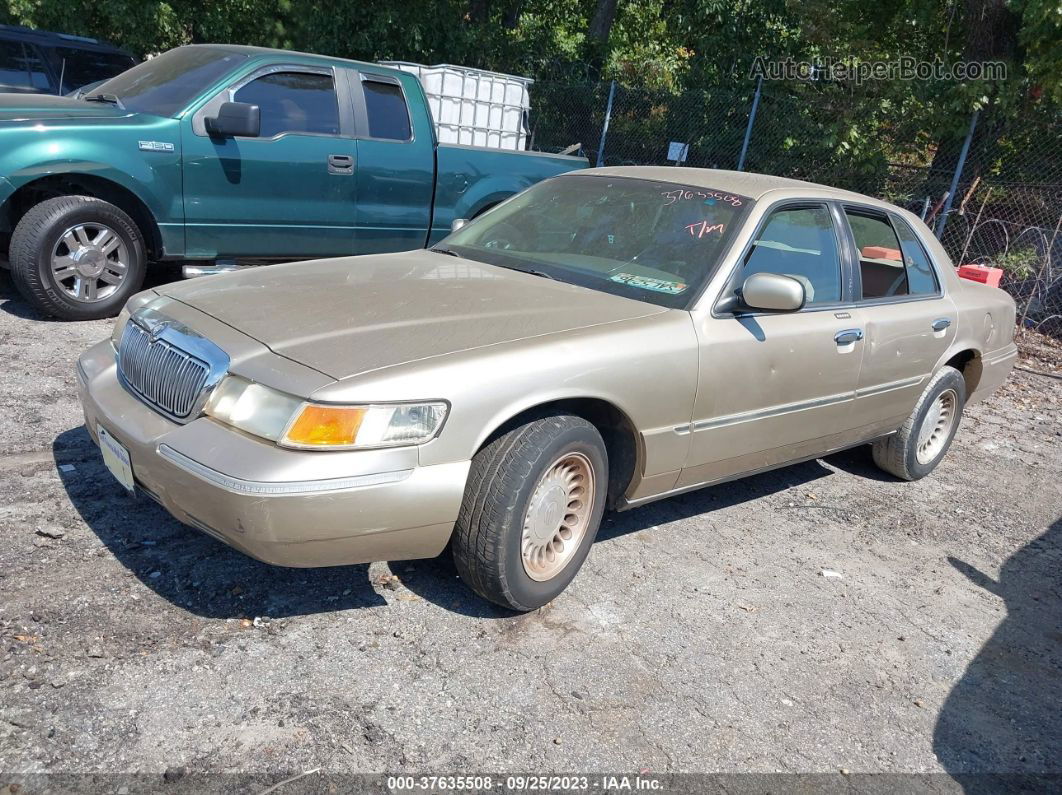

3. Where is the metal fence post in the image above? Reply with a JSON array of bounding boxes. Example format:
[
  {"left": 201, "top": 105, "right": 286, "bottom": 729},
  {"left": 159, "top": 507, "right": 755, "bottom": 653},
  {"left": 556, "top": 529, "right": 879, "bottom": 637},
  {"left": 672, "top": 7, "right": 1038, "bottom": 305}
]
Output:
[
  {"left": 736, "top": 75, "right": 762, "bottom": 172},
  {"left": 595, "top": 80, "right": 616, "bottom": 168},
  {"left": 935, "top": 109, "right": 979, "bottom": 238}
]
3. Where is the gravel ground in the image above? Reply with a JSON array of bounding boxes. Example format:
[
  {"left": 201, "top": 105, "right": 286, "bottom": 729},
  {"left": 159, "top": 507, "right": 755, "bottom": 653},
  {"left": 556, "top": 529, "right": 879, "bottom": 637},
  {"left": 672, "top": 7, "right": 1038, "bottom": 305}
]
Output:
[{"left": 0, "top": 270, "right": 1059, "bottom": 790}]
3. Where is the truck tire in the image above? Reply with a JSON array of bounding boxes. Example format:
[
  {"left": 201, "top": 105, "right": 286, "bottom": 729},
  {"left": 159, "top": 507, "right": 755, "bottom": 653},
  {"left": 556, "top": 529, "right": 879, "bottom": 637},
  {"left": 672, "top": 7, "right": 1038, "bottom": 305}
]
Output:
[
  {"left": 9, "top": 196, "right": 146, "bottom": 320},
  {"left": 452, "top": 414, "right": 608, "bottom": 611},
  {"left": 872, "top": 365, "right": 967, "bottom": 481}
]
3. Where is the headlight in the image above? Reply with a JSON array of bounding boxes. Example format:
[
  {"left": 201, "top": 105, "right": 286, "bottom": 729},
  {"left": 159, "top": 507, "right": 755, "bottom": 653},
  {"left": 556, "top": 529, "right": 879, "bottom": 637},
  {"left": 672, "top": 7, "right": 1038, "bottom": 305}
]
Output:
[{"left": 204, "top": 375, "right": 448, "bottom": 450}]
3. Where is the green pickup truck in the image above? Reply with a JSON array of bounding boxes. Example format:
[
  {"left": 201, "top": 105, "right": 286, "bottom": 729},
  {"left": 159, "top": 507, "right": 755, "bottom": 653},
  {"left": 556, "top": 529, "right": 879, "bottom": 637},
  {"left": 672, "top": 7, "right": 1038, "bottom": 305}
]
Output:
[{"left": 0, "top": 45, "right": 586, "bottom": 319}]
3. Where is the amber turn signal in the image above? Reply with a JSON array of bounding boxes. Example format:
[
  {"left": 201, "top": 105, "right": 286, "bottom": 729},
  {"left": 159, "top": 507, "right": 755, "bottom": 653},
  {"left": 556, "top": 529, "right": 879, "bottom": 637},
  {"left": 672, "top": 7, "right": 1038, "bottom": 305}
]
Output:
[{"left": 283, "top": 405, "right": 366, "bottom": 447}]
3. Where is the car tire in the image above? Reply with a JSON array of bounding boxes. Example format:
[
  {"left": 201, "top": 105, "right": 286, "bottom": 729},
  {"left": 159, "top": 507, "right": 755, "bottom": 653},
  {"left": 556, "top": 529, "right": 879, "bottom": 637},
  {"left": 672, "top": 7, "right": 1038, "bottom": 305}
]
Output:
[
  {"left": 452, "top": 414, "right": 609, "bottom": 611},
  {"left": 9, "top": 196, "right": 146, "bottom": 320},
  {"left": 872, "top": 365, "right": 967, "bottom": 481}
]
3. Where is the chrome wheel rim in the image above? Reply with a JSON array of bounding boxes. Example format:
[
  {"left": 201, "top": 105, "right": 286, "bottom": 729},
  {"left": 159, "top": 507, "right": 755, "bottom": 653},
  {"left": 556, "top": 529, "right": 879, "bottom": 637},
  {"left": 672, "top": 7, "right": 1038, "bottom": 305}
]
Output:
[
  {"left": 521, "top": 452, "right": 595, "bottom": 582},
  {"left": 916, "top": 388, "right": 958, "bottom": 465},
  {"left": 50, "top": 223, "right": 129, "bottom": 303}
]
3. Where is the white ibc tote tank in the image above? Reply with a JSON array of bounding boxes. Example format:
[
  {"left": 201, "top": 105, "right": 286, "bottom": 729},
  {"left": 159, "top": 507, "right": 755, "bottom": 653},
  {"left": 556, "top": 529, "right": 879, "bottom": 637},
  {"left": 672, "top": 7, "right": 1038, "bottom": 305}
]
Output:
[{"left": 380, "top": 61, "right": 533, "bottom": 151}]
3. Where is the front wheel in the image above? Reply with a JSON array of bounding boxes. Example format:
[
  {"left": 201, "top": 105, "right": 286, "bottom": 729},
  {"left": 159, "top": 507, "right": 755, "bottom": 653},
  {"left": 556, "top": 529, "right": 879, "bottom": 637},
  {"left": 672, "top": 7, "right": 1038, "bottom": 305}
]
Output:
[
  {"left": 9, "top": 196, "right": 146, "bottom": 320},
  {"left": 872, "top": 365, "right": 967, "bottom": 481},
  {"left": 452, "top": 414, "right": 608, "bottom": 611}
]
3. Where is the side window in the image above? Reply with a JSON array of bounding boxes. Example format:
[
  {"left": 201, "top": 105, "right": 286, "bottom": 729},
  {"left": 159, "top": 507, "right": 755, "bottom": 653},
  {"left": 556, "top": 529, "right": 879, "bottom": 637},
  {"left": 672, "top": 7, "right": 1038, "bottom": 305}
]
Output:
[
  {"left": 0, "top": 41, "right": 50, "bottom": 92},
  {"left": 741, "top": 206, "right": 841, "bottom": 305},
  {"left": 893, "top": 216, "right": 940, "bottom": 295},
  {"left": 362, "top": 79, "right": 412, "bottom": 140},
  {"left": 233, "top": 71, "right": 339, "bottom": 138},
  {"left": 847, "top": 210, "right": 908, "bottom": 300}
]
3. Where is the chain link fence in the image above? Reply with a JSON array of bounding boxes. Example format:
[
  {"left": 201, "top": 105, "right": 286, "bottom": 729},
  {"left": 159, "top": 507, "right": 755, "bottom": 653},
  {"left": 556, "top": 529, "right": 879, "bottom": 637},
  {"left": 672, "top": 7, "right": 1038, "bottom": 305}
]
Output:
[{"left": 527, "top": 79, "right": 1062, "bottom": 334}]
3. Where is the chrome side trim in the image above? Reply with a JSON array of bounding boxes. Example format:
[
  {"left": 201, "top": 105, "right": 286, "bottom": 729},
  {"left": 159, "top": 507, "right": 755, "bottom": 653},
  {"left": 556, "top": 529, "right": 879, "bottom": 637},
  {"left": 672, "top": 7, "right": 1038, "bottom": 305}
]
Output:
[
  {"left": 679, "top": 391, "right": 853, "bottom": 435},
  {"left": 157, "top": 444, "right": 412, "bottom": 496},
  {"left": 855, "top": 375, "right": 925, "bottom": 398}
]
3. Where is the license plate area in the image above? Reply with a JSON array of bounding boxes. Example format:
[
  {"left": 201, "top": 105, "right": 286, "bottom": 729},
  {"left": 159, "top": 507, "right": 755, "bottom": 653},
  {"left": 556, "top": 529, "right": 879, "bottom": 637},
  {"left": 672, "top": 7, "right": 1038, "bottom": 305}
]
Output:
[{"left": 97, "top": 424, "right": 136, "bottom": 495}]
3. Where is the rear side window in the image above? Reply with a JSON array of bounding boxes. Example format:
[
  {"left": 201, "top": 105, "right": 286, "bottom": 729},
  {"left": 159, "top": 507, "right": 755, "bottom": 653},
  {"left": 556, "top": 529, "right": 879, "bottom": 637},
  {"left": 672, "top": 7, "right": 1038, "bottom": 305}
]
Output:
[
  {"left": 234, "top": 71, "right": 339, "bottom": 137},
  {"left": 362, "top": 79, "right": 412, "bottom": 140},
  {"left": 847, "top": 210, "right": 908, "bottom": 300},
  {"left": 741, "top": 206, "right": 841, "bottom": 305},
  {"left": 0, "top": 40, "right": 51, "bottom": 91},
  {"left": 893, "top": 217, "right": 940, "bottom": 295}
]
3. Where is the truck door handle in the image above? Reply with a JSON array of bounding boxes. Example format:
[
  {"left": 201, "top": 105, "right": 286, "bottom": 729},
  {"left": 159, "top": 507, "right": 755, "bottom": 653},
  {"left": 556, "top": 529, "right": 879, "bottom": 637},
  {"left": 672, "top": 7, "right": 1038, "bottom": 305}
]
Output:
[
  {"left": 932, "top": 318, "right": 952, "bottom": 331},
  {"left": 834, "top": 328, "right": 864, "bottom": 345},
  {"left": 327, "top": 154, "right": 354, "bottom": 174}
]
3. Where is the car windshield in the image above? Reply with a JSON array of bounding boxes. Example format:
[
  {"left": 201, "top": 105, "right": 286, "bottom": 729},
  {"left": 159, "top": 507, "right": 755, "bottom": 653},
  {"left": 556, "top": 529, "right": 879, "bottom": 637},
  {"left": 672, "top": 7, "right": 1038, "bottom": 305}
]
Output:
[
  {"left": 90, "top": 46, "right": 248, "bottom": 117},
  {"left": 441, "top": 175, "right": 752, "bottom": 309}
]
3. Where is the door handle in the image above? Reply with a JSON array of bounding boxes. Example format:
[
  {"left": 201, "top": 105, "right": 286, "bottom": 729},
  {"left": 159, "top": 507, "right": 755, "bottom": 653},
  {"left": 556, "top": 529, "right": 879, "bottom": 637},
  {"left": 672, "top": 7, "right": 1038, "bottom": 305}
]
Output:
[
  {"left": 931, "top": 318, "right": 952, "bottom": 332},
  {"left": 834, "top": 328, "right": 864, "bottom": 345},
  {"left": 327, "top": 154, "right": 354, "bottom": 174}
]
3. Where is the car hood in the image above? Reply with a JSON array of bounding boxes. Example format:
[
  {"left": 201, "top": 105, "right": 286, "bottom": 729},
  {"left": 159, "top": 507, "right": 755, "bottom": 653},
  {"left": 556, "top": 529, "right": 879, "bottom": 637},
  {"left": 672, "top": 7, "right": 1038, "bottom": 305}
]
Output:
[
  {"left": 160, "top": 250, "right": 667, "bottom": 380},
  {"left": 0, "top": 93, "right": 138, "bottom": 123}
]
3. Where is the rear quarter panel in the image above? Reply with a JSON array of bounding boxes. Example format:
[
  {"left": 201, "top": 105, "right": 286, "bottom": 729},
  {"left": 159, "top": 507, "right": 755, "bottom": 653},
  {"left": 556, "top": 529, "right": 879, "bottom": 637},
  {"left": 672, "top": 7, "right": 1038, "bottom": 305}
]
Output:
[{"left": 431, "top": 146, "right": 587, "bottom": 242}]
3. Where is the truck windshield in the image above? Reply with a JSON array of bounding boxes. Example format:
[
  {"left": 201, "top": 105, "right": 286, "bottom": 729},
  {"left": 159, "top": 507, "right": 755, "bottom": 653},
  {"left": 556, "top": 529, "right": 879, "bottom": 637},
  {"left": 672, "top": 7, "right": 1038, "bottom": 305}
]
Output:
[
  {"left": 90, "top": 46, "right": 248, "bottom": 118},
  {"left": 440, "top": 174, "right": 752, "bottom": 309}
]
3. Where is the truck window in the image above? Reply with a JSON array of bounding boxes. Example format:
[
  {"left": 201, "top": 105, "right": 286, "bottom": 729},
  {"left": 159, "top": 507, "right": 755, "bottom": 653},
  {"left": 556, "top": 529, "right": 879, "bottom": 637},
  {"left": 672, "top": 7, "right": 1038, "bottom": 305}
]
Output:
[
  {"left": 0, "top": 40, "right": 51, "bottom": 92},
  {"left": 234, "top": 71, "right": 340, "bottom": 138},
  {"left": 362, "top": 79, "right": 412, "bottom": 140},
  {"left": 48, "top": 46, "right": 136, "bottom": 93}
]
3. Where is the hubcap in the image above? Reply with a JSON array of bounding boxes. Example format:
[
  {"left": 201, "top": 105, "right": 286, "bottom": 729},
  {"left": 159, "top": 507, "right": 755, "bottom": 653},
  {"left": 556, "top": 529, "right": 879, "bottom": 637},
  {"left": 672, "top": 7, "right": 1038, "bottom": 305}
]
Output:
[
  {"left": 521, "top": 452, "right": 595, "bottom": 582},
  {"left": 916, "top": 389, "right": 958, "bottom": 465},
  {"left": 51, "top": 223, "right": 129, "bottom": 303}
]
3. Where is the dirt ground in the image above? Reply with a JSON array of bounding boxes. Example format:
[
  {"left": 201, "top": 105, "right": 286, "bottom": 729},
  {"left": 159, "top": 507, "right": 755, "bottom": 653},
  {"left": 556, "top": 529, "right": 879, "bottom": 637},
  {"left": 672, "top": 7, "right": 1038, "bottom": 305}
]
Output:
[{"left": 0, "top": 270, "right": 1059, "bottom": 790}]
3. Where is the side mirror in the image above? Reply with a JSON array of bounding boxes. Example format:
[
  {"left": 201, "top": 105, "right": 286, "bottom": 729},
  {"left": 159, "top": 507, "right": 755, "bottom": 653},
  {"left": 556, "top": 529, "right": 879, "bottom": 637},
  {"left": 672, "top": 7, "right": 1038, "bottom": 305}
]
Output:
[
  {"left": 205, "top": 102, "right": 260, "bottom": 138},
  {"left": 740, "top": 272, "right": 806, "bottom": 312},
  {"left": 451, "top": 218, "right": 468, "bottom": 232}
]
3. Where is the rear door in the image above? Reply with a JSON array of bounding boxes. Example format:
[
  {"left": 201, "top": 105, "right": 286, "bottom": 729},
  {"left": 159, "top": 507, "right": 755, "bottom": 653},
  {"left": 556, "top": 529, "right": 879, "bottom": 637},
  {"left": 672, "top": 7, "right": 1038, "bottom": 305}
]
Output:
[
  {"left": 182, "top": 63, "right": 358, "bottom": 259},
  {"left": 344, "top": 70, "right": 435, "bottom": 253},
  {"left": 842, "top": 206, "right": 956, "bottom": 435}
]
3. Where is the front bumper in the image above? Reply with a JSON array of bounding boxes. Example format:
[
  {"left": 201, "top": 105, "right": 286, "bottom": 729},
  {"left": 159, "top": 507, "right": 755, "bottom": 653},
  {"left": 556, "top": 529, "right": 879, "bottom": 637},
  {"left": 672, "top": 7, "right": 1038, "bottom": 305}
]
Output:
[{"left": 76, "top": 340, "right": 470, "bottom": 567}]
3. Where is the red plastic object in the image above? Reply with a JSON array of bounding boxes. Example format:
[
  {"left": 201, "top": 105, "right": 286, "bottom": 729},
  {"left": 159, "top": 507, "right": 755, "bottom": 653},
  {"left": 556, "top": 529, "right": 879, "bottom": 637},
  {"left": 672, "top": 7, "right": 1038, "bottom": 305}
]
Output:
[{"left": 957, "top": 264, "right": 1003, "bottom": 288}]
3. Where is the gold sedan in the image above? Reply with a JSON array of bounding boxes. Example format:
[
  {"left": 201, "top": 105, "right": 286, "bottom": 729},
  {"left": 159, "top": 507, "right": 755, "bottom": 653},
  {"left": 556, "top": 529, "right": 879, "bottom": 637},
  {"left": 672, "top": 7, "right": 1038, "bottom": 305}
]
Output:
[{"left": 77, "top": 167, "right": 1018, "bottom": 610}]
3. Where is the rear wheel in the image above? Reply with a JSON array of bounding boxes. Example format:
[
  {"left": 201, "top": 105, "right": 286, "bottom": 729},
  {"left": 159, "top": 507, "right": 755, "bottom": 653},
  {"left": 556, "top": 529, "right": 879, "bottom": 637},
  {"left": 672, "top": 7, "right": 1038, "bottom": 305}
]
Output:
[
  {"left": 452, "top": 414, "right": 608, "bottom": 611},
  {"left": 872, "top": 365, "right": 966, "bottom": 481},
  {"left": 9, "top": 196, "right": 146, "bottom": 320}
]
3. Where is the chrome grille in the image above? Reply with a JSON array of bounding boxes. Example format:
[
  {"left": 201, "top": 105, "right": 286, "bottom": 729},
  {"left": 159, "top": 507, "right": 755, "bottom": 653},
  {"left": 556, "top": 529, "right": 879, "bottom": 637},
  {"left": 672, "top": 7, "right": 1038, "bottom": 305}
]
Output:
[{"left": 118, "top": 321, "right": 210, "bottom": 419}]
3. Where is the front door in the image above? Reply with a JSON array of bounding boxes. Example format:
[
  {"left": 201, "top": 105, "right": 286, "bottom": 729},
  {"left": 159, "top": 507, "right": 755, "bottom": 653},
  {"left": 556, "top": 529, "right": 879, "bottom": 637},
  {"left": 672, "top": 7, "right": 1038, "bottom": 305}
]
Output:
[
  {"left": 679, "top": 202, "right": 866, "bottom": 488},
  {"left": 182, "top": 65, "right": 357, "bottom": 259},
  {"left": 842, "top": 207, "right": 957, "bottom": 435}
]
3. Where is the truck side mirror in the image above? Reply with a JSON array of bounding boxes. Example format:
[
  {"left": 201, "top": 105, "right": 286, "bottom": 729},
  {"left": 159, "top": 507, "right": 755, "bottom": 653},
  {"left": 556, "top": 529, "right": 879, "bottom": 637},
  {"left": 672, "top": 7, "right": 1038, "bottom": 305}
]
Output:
[
  {"left": 451, "top": 218, "right": 468, "bottom": 232},
  {"left": 206, "top": 102, "right": 261, "bottom": 138}
]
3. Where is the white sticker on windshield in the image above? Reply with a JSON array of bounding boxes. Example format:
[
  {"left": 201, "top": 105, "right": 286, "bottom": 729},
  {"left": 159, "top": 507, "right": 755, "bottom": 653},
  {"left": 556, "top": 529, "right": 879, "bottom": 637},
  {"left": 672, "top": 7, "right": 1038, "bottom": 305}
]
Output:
[{"left": 610, "top": 273, "right": 688, "bottom": 294}]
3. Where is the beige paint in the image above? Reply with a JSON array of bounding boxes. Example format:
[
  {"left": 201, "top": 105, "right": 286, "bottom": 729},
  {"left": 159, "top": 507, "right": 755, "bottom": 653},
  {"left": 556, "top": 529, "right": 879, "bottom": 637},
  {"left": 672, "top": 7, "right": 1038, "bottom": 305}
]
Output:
[{"left": 77, "top": 167, "right": 1018, "bottom": 567}]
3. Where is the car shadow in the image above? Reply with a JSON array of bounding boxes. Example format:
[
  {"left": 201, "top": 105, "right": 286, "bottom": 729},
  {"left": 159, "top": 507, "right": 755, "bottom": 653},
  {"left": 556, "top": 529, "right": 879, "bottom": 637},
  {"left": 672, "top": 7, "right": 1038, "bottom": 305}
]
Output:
[
  {"left": 53, "top": 426, "right": 387, "bottom": 619},
  {"left": 398, "top": 456, "right": 834, "bottom": 617},
  {"left": 933, "top": 517, "right": 1062, "bottom": 791}
]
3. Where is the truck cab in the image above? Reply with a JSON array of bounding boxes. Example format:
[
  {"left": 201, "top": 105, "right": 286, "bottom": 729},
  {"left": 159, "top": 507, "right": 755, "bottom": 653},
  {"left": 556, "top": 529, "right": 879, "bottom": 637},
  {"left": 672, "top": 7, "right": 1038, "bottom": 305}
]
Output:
[{"left": 0, "top": 44, "right": 585, "bottom": 319}]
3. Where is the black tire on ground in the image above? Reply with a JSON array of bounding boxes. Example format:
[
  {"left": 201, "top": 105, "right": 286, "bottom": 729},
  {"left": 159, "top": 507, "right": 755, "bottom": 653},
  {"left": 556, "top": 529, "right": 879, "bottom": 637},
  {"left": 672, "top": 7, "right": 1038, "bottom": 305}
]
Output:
[
  {"left": 872, "top": 365, "right": 967, "bottom": 481},
  {"left": 452, "top": 414, "right": 609, "bottom": 611},
  {"left": 9, "top": 196, "right": 146, "bottom": 320}
]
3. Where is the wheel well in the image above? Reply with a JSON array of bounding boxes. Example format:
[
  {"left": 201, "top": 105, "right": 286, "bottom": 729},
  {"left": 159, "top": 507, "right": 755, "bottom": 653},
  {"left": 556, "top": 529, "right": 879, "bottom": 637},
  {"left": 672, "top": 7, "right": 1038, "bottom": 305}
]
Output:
[
  {"left": 945, "top": 349, "right": 983, "bottom": 395},
  {"left": 1, "top": 175, "right": 163, "bottom": 260},
  {"left": 480, "top": 398, "right": 642, "bottom": 509},
  {"left": 472, "top": 201, "right": 500, "bottom": 218}
]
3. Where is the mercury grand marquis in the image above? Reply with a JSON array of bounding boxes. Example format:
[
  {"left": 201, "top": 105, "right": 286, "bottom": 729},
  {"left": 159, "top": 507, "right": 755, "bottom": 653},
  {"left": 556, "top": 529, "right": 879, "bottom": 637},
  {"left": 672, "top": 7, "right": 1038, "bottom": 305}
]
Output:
[{"left": 76, "top": 167, "right": 1018, "bottom": 610}]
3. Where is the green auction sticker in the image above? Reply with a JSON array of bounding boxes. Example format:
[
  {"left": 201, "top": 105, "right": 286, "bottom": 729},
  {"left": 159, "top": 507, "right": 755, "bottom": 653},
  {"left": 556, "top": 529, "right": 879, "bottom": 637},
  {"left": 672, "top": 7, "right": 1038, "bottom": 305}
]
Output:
[{"left": 610, "top": 272, "right": 688, "bottom": 294}]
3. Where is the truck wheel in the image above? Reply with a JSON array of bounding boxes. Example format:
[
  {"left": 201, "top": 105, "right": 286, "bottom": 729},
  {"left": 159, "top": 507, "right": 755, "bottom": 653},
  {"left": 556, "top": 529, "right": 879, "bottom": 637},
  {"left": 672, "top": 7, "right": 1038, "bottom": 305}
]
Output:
[
  {"left": 872, "top": 365, "right": 966, "bottom": 481},
  {"left": 452, "top": 414, "right": 608, "bottom": 611},
  {"left": 9, "top": 196, "right": 146, "bottom": 320}
]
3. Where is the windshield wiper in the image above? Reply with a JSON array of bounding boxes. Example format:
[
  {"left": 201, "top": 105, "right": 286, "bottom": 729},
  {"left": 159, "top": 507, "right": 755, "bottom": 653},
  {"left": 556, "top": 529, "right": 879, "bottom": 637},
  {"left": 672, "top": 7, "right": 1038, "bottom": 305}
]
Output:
[
  {"left": 83, "top": 93, "right": 124, "bottom": 109},
  {"left": 502, "top": 265, "right": 556, "bottom": 281},
  {"left": 429, "top": 246, "right": 460, "bottom": 257}
]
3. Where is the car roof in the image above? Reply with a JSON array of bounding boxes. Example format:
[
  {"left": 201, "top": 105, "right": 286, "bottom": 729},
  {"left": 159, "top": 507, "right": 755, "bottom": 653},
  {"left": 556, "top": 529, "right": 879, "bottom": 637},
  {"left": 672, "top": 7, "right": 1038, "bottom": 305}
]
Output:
[
  {"left": 0, "top": 24, "right": 132, "bottom": 55},
  {"left": 585, "top": 166, "right": 885, "bottom": 204},
  {"left": 176, "top": 43, "right": 384, "bottom": 72}
]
